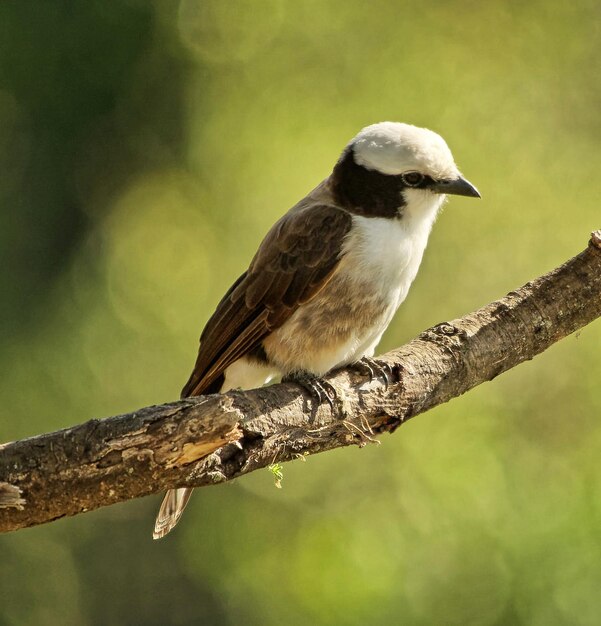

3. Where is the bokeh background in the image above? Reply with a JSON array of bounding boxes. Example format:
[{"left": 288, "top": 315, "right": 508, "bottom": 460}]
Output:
[{"left": 1, "top": 1, "right": 600, "bottom": 624}]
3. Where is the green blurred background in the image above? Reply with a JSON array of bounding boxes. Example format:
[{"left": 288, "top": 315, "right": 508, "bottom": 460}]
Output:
[{"left": 1, "top": 1, "right": 600, "bottom": 624}]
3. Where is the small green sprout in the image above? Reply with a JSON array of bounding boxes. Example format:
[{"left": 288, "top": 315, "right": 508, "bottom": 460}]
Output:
[{"left": 268, "top": 462, "right": 284, "bottom": 488}]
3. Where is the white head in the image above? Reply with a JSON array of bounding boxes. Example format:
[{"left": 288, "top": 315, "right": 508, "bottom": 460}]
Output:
[
  {"left": 352, "top": 122, "right": 458, "bottom": 178},
  {"left": 331, "top": 121, "right": 480, "bottom": 221},
  {"left": 349, "top": 121, "right": 479, "bottom": 200}
]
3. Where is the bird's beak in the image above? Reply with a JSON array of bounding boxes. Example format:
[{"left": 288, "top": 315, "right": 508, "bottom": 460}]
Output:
[{"left": 432, "top": 176, "right": 481, "bottom": 198}]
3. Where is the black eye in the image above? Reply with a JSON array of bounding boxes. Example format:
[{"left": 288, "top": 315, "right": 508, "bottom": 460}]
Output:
[{"left": 401, "top": 171, "right": 424, "bottom": 187}]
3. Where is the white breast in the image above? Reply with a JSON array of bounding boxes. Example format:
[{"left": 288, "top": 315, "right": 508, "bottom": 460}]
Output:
[{"left": 342, "top": 190, "right": 444, "bottom": 309}]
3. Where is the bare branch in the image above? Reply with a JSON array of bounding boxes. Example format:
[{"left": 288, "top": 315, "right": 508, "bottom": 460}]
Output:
[{"left": 1, "top": 231, "right": 600, "bottom": 534}]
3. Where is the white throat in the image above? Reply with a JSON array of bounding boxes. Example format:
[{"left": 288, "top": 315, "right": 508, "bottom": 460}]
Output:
[
  {"left": 401, "top": 188, "right": 445, "bottom": 231},
  {"left": 342, "top": 189, "right": 444, "bottom": 303}
]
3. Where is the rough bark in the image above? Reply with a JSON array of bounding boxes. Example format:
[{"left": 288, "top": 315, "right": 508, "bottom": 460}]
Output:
[{"left": 1, "top": 231, "right": 600, "bottom": 534}]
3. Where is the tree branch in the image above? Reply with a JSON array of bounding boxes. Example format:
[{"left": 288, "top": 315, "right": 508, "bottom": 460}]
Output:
[{"left": 1, "top": 231, "right": 600, "bottom": 534}]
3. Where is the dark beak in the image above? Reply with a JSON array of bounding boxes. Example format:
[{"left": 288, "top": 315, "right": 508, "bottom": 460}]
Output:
[{"left": 432, "top": 176, "right": 481, "bottom": 198}]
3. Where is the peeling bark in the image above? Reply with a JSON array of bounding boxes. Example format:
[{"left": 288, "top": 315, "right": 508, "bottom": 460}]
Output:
[{"left": 1, "top": 231, "right": 600, "bottom": 534}]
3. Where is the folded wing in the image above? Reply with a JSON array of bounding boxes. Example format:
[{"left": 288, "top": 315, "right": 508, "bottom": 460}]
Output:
[{"left": 181, "top": 204, "right": 353, "bottom": 397}]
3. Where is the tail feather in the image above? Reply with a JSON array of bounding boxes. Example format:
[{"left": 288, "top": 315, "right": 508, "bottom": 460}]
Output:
[
  {"left": 153, "top": 487, "right": 194, "bottom": 540},
  {"left": 153, "top": 359, "right": 274, "bottom": 539}
]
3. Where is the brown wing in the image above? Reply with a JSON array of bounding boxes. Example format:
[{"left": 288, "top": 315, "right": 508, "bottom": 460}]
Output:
[{"left": 181, "top": 204, "right": 353, "bottom": 397}]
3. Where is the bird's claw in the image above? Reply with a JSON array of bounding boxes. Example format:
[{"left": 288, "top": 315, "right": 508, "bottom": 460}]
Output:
[
  {"left": 352, "top": 356, "right": 394, "bottom": 388},
  {"left": 283, "top": 372, "right": 337, "bottom": 409}
]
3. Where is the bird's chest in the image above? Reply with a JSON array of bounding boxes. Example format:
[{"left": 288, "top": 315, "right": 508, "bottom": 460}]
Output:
[
  {"left": 339, "top": 213, "right": 434, "bottom": 305},
  {"left": 264, "top": 206, "right": 439, "bottom": 374},
  {"left": 294, "top": 212, "right": 437, "bottom": 340}
]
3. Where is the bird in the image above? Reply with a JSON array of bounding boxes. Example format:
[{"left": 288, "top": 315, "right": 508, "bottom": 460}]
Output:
[{"left": 153, "top": 121, "right": 480, "bottom": 539}]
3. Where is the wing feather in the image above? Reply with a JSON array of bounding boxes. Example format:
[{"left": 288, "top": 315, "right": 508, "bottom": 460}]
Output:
[{"left": 181, "top": 204, "right": 352, "bottom": 398}]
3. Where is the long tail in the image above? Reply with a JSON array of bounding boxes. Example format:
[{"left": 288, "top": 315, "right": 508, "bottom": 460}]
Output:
[{"left": 152, "top": 487, "right": 194, "bottom": 540}]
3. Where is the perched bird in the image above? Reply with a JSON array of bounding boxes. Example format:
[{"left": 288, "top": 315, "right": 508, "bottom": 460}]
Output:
[{"left": 153, "top": 121, "right": 480, "bottom": 539}]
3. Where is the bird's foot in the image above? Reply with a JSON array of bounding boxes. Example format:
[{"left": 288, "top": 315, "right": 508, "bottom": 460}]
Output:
[
  {"left": 283, "top": 372, "right": 337, "bottom": 409},
  {"left": 352, "top": 357, "right": 394, "bottom": 388}
]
